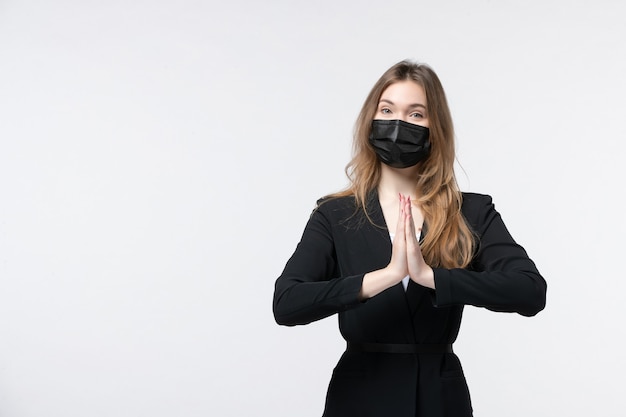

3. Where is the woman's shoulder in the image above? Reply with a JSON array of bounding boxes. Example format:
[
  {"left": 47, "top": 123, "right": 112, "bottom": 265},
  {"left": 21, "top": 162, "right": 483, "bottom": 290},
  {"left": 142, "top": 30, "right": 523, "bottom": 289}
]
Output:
[
  {"left": 460, "top": 192, "right": 495, "bottom": 219},
  {"left": 461, "top": 192, "right": 493, "bottom": 207},
  {"left": 314, "top": 193, "right": 358, "bottom": 213}
]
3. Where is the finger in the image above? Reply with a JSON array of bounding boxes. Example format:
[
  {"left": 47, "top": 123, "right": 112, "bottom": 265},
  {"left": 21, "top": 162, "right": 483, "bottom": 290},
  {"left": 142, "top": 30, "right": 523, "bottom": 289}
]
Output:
[
  {"left": 406, "top": 196, "right": 416, "bottom": 236},
  {"left": 396, "top": 194, "right": 406, "bottom": 240},
  {"left": 406, "top": 197, "right": 421, "bottom": 252},
  {"left": 405, "top": 198, "right": 413, "bottom": 246}
]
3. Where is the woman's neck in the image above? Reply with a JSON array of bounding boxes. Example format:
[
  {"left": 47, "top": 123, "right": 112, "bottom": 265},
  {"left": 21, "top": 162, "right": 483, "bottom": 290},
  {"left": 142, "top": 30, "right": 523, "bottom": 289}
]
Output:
[{"left": 377, "top": 163, "right": 420, "bottom": 202}]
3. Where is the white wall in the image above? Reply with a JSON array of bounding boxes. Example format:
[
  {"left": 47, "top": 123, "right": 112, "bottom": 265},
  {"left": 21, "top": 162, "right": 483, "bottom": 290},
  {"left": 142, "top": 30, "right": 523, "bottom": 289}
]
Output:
[{"left": 1, "top": 0, "right": 624, "bottom": 416}]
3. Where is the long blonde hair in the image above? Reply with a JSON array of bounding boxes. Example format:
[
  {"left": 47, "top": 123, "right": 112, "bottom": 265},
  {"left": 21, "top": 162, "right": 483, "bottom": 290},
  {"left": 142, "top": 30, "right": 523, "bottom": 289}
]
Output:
[{"left": 331, "top": 60, "right": 475, "bottom": 269}]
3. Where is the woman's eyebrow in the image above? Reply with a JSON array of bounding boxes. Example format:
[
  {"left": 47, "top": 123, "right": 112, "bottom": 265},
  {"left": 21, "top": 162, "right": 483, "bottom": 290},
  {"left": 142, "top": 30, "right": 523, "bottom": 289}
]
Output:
[{"left": 378, "top": 99, "right": 426, "bottom": 109}]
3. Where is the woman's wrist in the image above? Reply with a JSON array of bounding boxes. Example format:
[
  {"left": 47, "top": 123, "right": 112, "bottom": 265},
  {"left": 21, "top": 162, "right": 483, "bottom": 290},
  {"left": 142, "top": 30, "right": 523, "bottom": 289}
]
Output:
[
  {"left": 415, "top": 266, "right": 435, "bottom": 289},
  {"left": 360, "top": 267, "right": 404, "bottom": 300}
]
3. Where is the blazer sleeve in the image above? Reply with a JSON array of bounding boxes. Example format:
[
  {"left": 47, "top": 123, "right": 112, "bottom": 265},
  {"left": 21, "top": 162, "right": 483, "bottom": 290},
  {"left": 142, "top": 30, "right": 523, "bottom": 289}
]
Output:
[
  {"left": 273, "top": 204, "right": 365, "bottom": 326},
  {"left": 432, "top": 194, "right": 547, "bottom": 317}
]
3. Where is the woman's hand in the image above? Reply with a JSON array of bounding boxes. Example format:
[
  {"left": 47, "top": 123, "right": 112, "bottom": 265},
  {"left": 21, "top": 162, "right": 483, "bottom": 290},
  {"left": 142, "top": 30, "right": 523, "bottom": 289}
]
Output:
[
  {"left": 402, "top": 195, "right": 435, "bottom": 289},
  {"left": 359, "top": 194, "right": 434, "bottom": 300},
  {"left": 386, "top": 194, "right": 410, "bottom": 280}
]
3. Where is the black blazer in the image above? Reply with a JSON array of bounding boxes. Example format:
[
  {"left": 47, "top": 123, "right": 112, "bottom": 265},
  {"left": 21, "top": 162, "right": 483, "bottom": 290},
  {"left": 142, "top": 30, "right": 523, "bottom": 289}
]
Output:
[{"left": 273, "top": 192, "right": 546, "bottom": 417}]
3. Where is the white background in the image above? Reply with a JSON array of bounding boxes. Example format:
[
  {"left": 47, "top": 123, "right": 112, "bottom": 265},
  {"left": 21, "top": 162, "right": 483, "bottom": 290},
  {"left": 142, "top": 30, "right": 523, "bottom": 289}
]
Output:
[{"left": 1, "top": 1, "right": 624, "bottom": 416}]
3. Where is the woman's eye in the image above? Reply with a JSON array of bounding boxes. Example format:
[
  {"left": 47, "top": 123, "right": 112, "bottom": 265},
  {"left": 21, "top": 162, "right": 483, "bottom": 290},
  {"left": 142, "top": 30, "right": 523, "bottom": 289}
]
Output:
[
  {"left": 410, "top": 112, "right": 424, "bottom": 118},
  {"left": 380, "top": 108, "right": 391, "bottom": 114}
]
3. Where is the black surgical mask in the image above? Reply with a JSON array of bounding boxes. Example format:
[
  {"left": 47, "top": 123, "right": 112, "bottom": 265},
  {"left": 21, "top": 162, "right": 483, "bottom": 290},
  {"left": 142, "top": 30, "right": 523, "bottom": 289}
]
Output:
[{"left": 368, "top": 119, "right": 431, "bottom": 168}]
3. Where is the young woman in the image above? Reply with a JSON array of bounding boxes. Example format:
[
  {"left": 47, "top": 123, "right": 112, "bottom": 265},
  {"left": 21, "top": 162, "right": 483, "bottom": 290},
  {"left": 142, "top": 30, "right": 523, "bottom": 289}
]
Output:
[{"left": 273, "top": 60, "right": 546, "bottom": 417}]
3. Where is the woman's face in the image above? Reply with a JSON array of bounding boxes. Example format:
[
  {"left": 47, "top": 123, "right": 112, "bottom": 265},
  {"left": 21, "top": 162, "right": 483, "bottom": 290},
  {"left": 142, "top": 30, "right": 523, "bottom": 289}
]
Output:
[{"left": 374, "top": 80, "right": 429, "bottom": 128}]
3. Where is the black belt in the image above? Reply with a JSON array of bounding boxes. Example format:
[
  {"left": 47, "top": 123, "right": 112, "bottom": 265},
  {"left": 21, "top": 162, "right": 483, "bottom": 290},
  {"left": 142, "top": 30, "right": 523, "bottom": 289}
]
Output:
[{"left": 347, "top": 342, "right": 453, "bottom": 354}]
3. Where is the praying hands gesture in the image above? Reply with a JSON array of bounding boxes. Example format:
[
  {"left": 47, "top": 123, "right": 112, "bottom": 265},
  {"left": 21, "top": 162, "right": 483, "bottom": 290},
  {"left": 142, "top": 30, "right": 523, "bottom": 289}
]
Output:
[
  {"left": 390, "top": 194, "right": 435, "bottom": 288},
  {"left": 359, "top": 194, "right": 435, "bottom": 300}
]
